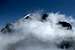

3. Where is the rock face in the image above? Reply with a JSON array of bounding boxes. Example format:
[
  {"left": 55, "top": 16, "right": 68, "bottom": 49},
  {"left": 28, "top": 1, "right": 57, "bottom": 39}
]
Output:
[
  {"left": 1, "top": 23, "right": 13, "bottom": 33},
  {"left": 41, "top": 13, "right": 48, "bottom": 20},
  {"left": 57, "top": 21, "right": 72, "bottom": 30}
]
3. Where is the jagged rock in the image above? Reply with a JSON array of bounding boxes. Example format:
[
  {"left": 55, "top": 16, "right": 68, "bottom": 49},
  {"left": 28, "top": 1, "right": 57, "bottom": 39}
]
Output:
[
  {"left": 1, "top": 23, "right": 13, "bottom": 33},
  {"left": 41, "top": 13, "right": 48, "bottom": 20},
  {"left": 57, "top": 21, "right": 72, "bottom": 30}
]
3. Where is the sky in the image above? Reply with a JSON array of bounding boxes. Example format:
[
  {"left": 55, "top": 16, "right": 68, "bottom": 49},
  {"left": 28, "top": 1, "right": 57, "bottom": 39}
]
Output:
[{"left": 0, "top": 0, "right": 75, "bottom": 26}]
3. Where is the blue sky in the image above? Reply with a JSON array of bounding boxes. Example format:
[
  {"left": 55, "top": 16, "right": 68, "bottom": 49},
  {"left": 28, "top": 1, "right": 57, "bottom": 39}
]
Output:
[{"left": 0, "top": 0, "right": 75, "bottom": 26}]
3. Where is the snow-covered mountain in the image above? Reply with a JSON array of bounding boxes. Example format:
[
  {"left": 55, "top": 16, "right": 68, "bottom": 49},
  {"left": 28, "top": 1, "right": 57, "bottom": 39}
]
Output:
[{"left": 0, "top": 12, "right": 75, "bottom": 50}]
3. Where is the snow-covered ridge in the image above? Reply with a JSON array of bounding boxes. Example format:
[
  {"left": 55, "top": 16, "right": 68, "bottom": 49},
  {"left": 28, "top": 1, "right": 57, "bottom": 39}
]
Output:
[{"left": 0, "top": 12, "right": 75, "bottom": 50}]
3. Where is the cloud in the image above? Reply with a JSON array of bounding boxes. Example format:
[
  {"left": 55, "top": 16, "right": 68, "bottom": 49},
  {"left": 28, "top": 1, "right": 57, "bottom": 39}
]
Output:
[{"left": 0, "top": 11, "right": 75, "bottom": 50}]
